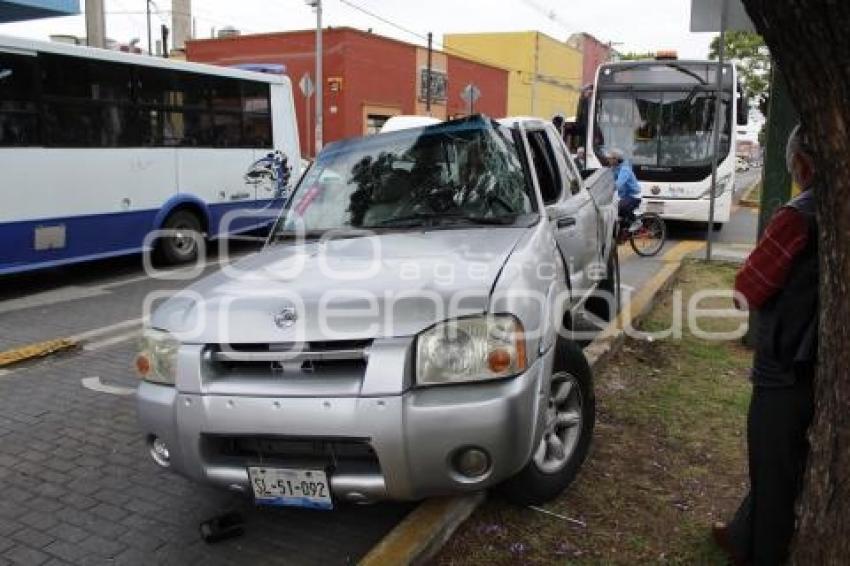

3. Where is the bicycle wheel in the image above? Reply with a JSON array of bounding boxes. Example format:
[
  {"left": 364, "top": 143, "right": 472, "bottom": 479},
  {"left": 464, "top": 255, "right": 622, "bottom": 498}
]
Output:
[{"left": 629, "top": 212, "right": 666, "bottom": 257}]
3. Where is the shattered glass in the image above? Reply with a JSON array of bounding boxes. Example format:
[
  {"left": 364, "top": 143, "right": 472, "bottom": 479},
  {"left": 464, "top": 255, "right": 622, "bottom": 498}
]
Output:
[{"left": 275, "top": 116, "right": 535, "bottom": 234}]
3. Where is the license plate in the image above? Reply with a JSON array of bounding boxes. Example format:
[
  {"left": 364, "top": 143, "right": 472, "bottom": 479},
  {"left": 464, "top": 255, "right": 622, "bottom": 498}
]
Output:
[
  {"left": 248, "top": 467, "right": 333, "bottom": 510},
  {"left": 646, "top": 201, "right": 665, "bottom": 214}
]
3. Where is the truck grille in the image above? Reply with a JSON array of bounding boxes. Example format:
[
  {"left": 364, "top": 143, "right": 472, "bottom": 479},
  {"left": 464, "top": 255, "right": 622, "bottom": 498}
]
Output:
[
  {"left": 205, "top": 340, "right": 371, "bottom": 382},
  {"left": 202, "top": 435, "right": 380, "bottom": 472},
  {"left": 211, "top": 339, "right": 371, "bottom": 364}
]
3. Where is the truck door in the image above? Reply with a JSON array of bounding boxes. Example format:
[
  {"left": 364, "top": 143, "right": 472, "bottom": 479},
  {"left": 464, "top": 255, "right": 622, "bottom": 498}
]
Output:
[{"left": 526, "top": 127, "right": 598, "bottom": 300}]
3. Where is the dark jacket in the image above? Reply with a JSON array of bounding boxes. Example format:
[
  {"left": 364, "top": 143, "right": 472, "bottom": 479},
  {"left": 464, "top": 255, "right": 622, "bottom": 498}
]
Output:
[{"left": 752, "top": 190, "right": 818, "bottom": 387}]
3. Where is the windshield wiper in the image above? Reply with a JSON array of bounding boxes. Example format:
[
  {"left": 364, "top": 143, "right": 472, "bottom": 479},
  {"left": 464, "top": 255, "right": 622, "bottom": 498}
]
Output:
[
  {"left": 370, "top": 211, "right": 517, "bottom": 227},
  {"left": 270, "top": 228, "right": 369, "bottom": 244}
]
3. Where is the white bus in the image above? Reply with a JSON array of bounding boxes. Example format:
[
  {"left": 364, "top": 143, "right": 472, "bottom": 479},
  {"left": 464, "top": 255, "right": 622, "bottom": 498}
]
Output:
[
  {"left": 0, "top": 35, "right": 300, "bottom": 275},
  {"left": 580, "top": 57, "right": 748, "bottom": 229}
]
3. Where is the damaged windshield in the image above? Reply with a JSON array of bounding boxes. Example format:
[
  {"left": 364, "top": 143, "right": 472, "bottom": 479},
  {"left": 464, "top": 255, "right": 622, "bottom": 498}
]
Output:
[{"left": 273, "top": 116, "right": 536, "bottom": 235}]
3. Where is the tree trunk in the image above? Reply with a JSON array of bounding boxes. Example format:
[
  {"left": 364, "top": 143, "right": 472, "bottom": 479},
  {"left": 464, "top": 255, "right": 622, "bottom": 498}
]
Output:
[{"left": 741, "top": 1, "right": 850, "bottom": 563}]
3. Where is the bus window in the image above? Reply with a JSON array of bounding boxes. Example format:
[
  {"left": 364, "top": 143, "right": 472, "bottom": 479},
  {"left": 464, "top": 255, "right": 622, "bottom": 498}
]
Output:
[
  {"left": 243, "top": 81, "right": 272, "bottom": 148},
  {"left": 0, "top": 52, "right": 39, "bottom": 146},
  {"left": 41, "top": 53, "right": 132, "bottom": 102}
]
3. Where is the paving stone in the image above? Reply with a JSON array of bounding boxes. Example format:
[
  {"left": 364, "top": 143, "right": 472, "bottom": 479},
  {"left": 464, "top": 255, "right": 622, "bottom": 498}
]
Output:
[
  {"left": 0, "top": 280, "right": 412, "bottom": 565},
  {"left": 3, "top": 545, "right": 50, "bottom": 566},
  {"left": 42, "top": 541, "right": 88, "bottom": 564},
  {"left": 78, "top": 535, "right": 126, "bottom": 559},
  {"left": 46, "top": 523, "right": 89, "bottom": 545},
  {"left": 11, "top": 528, "right": 54, "bottom": 550}
]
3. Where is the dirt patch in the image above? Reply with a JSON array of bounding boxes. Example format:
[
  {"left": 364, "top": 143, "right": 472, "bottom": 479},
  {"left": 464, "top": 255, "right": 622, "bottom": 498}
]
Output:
[{"left": 435, "top": 261, "right": 752, "bottom": 565}]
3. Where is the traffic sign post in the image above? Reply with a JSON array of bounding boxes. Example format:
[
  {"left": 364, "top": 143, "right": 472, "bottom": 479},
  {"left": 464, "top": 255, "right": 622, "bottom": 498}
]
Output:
[{"left": 300, "top": 73, "right": 315, "bottom": 156}]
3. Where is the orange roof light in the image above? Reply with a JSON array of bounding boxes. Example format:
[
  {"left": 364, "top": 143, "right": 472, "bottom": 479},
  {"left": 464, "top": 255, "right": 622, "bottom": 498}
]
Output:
[{"left": 655, "top": 50, "right": 678, "bottom": 60}]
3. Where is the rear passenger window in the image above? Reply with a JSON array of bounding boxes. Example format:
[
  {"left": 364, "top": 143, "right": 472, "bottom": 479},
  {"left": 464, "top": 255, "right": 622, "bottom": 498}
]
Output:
[
  {"left": 546, "top": 127, "right": 582, "bottom": 195},
  {"left": 528, "top": 130, "right": 562, "bottom": 204}
]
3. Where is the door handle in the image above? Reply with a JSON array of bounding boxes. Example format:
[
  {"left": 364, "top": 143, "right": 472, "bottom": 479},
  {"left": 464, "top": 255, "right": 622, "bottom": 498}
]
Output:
[{"left": 557, "top": 217, "right": 577, "bottom": 228}]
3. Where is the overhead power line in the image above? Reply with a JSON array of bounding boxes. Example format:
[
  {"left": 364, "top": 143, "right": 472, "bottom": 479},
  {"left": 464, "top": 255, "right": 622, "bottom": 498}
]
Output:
[
  {"left": 336, "top": 0, "right": 581, "bottom": 86},
  {"left": 519, "top": 0, "right": 573, "bottom": 35}
]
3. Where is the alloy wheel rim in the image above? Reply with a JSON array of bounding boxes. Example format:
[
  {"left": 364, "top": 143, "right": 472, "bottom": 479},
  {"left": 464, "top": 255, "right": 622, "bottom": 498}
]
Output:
[{"left": 533, "top": 371, "right": 583, "bottom": 474}]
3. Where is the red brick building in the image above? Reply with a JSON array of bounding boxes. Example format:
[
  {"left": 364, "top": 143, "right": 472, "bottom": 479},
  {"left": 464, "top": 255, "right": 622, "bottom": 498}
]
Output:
[
  {"left": 567, "top": 32, "right": 618, "bottom": 88},
  {"left": 187, "top": 28, "right": 509, "bottom": 157}
]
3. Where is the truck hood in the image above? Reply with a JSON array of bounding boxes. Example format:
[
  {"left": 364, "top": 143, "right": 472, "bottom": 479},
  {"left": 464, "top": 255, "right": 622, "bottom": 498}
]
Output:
[{"left": 151, "top": 228, "right": 527, "bottom": 344}]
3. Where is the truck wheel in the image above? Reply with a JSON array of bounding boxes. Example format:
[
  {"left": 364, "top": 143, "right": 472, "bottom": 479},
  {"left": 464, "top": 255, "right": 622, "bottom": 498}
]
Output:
[
  {"left": 157, "top": 210, "right": 204, "bottom": 265},
  {"left": 585, "top": 246, "right": 620, "bottom": 323},
  {"left": 498, "top": 338, "right": 595, "bottom": 506}
]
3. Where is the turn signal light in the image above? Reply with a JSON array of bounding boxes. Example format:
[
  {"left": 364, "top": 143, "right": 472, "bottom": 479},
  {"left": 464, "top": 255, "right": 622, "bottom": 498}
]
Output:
[{"left": 135, "top": 353, "right": 151, "bottom": 377}]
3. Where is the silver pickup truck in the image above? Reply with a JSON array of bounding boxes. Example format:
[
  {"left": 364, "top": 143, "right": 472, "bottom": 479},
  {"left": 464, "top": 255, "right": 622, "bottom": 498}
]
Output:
[{"left": 135, "top": 116, "right": 619, "bottom": 509}]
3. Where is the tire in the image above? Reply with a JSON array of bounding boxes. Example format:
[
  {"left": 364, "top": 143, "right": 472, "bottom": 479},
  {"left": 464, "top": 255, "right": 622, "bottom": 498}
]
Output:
[
  {"left": 498, "top": 338, "right": 596, "bottom": 506},
  {"left": 584, "top": 243, "right": 620, "bottom": 323},
  {"left": 629, "top": 212, "right": 666, "bottom": 257},
  {"left": 157, "top": 209, "right": 204, "bottom": 265}
]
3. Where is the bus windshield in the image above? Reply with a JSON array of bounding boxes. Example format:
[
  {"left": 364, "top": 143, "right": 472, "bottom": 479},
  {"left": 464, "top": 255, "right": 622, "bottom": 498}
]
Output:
[{"left": 593, "top": 89, "right": 731, "bottom": 169}]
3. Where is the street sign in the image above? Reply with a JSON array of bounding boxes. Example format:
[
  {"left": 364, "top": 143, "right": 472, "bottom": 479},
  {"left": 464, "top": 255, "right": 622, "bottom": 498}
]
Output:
[
  {"left": 460, "top": 83, "right": 481, "bottom": 105},
  {"left": 690, "top": 0, "right": 755, "bottom": 32},
  {"left": 299, "top": 73, "right": 315, "bottom": 98}
]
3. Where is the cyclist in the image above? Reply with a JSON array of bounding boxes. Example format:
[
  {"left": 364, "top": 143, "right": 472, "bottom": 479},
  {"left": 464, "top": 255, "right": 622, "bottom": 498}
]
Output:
[{"left": 608, "top": 148, "right": 641, "bottom": 231}]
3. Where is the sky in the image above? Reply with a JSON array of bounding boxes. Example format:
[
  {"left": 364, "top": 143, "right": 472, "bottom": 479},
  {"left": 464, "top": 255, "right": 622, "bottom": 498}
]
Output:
[{"left": 0, "top": 0, "right": 717, "bottom": 58}]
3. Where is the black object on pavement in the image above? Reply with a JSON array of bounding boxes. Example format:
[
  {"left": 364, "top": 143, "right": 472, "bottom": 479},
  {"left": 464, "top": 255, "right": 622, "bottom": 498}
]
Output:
[{"left": 200, "top": 511, "right": 245, "bottom": 544}]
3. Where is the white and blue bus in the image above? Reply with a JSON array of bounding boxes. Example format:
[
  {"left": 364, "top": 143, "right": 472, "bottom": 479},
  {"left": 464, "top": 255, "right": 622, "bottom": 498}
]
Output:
[
  {"left": 0, "top": 35, "right": 300, "bottom": 275},
  {"left": 581, "top": 56, "right": 748, "bottom": 229}
]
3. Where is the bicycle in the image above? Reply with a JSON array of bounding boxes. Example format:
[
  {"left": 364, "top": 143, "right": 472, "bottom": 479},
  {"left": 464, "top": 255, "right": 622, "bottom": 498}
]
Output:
[{"left": 616, "top": 211, "right": 667, "bottom": 257}]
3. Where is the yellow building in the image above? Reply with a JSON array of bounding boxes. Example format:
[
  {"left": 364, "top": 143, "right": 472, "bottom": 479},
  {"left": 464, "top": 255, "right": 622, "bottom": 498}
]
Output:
[{"left": 443, "top": 31, "right": 583, "bottom": 120}]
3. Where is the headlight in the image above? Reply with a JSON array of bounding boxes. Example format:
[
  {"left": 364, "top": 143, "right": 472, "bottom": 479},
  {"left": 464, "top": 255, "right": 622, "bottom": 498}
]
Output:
[
  {"left": 415, "top": 315, "right": 527, "bottom": 386},
  {"left": 700, "top": 174, "right": 732, "bottom": 199},
  {"left": 135, "top": 329, "right": 180, "bottom": 385}
]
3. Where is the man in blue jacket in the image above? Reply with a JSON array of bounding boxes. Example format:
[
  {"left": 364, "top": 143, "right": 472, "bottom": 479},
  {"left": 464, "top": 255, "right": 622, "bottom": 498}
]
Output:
[{"left": 608, "top": 148, "right": 642, "bottom": 230}]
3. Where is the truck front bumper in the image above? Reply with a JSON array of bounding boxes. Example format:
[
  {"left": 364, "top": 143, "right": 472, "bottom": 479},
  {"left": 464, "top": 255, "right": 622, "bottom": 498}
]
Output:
[{"left": 137, "top": 353, "right": 550, "bottom": 502}]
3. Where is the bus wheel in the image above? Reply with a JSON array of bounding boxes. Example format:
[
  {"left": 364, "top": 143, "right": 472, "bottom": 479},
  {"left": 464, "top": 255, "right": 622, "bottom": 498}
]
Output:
[{"left": 158, "top": 210, "right": 204, "bottom": 265}]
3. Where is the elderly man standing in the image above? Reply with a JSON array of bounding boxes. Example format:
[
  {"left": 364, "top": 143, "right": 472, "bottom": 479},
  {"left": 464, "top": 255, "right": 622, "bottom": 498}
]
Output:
[{"left": 713, "top": 125, "right": 819, "bottom": 565}]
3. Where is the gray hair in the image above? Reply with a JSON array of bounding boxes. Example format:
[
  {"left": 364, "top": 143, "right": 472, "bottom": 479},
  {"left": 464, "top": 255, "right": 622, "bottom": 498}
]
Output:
[
  {"left": 785, "top": 124, "right": 813, "bottom": 169},
  {"left": 608, "top": 148, "right": 625, "bottom": 162}
]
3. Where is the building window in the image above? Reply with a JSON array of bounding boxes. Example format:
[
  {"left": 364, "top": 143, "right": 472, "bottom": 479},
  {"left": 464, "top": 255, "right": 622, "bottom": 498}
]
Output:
[
  {"left": 419, "top": 69, "right": 447, "bottom": 103},
  {"left": 365, "top": 114, "right": 392, "bottom": 135}
]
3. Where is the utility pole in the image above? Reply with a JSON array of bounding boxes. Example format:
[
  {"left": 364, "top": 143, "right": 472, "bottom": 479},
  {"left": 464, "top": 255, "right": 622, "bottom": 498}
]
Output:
[
  {"left": 426, "top": 32, "right": 433, "bottom": 115},
  {"left": 758, "top": 67, "right": 797, "bottom": 235},
  {"left": 705, "top": 0, "right": 728, "bottom": 261},
  {"left": 171, "top": 0, "right": 192, "bottom": 51},
  {"left": 146, "top": 1, "right": 152, "bottom": 54},
  {"left": 531, "top": 32, "right": 539, "bottom": 116},
  {"left": 161, "top": 24, "right": 169, "bottom": 58},
  {"left": 306, "top": 0, "right": 323, "bottom": 153},
  {"left": 85, "top": 0, "right": 106, "bottom": 48}
]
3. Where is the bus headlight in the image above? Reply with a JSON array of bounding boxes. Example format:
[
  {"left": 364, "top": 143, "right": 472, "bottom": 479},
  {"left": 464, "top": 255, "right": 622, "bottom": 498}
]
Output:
[
  {"left": 135, "top": 329, "right": 179, "bottom": 385},
  {"left": 700, "top": 174, "right": 732, "bottom": 199},
  {"left": 415, "top": 315, "right": 527, "bottom": 386}
]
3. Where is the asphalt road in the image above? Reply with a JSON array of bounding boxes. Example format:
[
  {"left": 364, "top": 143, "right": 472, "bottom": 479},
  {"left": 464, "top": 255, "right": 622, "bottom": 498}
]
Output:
[{"left": 0, "top": 168, "right": 761, "bottom": 565}]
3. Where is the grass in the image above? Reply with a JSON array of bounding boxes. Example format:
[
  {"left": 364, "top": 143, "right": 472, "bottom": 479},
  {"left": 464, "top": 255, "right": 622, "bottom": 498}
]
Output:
[{"left": 435, "top": 261, "right": 753, "bottom": 565}]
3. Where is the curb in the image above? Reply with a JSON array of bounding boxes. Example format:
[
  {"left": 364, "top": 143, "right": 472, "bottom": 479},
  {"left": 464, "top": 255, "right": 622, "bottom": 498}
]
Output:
[
  {"left": 359, "top": 494, "right": 484, "bottom": 566},
  {"left": 0, "top": 338, "right": 78, "bottom": 369},
  {"left": 358, "top": 240, "right": 703, "bottom": 566},
  {"left": 737, "top": 180, "right": 761, "bottom": 209}
]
